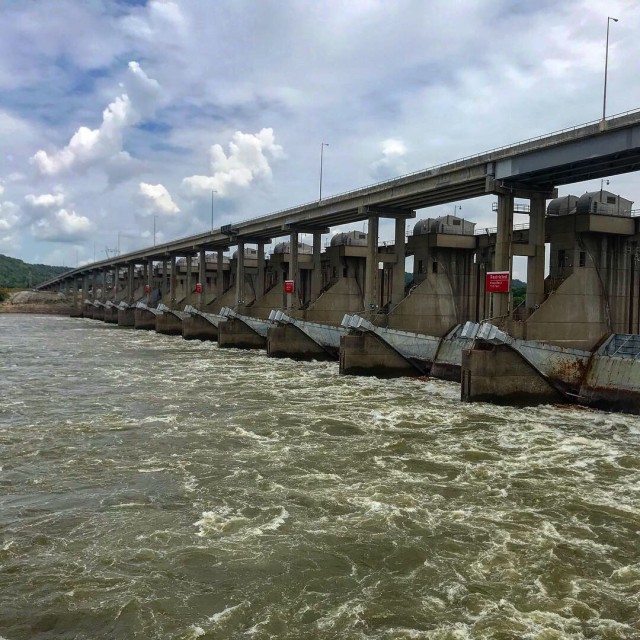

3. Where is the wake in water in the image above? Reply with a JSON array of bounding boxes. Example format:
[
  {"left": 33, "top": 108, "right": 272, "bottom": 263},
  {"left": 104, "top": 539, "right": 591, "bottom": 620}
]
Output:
[{"left": 0, "top": 316, "right": 638, "bottom": 638}]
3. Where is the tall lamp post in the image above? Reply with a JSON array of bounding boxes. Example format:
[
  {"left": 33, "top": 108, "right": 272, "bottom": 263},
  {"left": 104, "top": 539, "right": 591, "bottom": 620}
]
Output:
[
  {"left": 602, "top": 16, "right": 619, "bottom": 123},
  {"left": 211, "top": 189, "right": 217, "bottom": 232},
  {"left": 319, "top": 142, "right": 329, "bottom": 201},
  {"left": 153, "top": 214, "right": 157, "bottom": 247}
]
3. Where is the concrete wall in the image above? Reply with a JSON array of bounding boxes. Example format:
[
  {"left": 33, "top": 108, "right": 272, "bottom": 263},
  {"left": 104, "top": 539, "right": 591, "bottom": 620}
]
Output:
[
  {"left": 218, "top": 317, "right": 266, "bottom": 349},
  {"left": 241, "top": 282, "right": 284, "bottom": 319},
  {"left": 339, "top": 333, "right": 418, "bottom": 377},
  {"left": 156, "top": 312, "right": 183, "bottom": 335},
  {"left": 301, "top": 277, "right": 364, "bottom": 325},
  {"left": 267, "top": 324, "right": 334, "bottom": 361},
  {"left": 461, "top": 345, "right": 564, "bottom": 406},
  {"left": 510, "top": 268, "right": 609, "bottom": 349},
  {"left": 183, "top": 315, "right": 219, "bottom": 341},
  {"left": 386, "top": 273, "right": 458, "bottom": 336},
  {"left": 210, "top": 287, "right": 248, "bottom": 313}
]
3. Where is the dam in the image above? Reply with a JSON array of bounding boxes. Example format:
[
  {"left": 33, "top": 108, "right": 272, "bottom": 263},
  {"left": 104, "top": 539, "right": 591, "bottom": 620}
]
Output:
[{"left": 37, "top": 110, "right": 640, "bottom": 414}]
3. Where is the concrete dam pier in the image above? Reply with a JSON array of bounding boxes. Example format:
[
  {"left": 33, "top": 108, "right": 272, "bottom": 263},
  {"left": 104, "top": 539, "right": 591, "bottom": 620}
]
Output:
[{"left": 38, "top": 111, "right": 640, "bottom": 415}]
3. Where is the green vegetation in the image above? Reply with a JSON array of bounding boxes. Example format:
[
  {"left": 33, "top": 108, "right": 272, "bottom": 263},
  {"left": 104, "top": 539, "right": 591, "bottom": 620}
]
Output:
[
  {"left": 512, "top": 278, "right": 526, "bottom": 307},
  {"left": 0, "top": 254, "right": 69, "bottom": 289}
]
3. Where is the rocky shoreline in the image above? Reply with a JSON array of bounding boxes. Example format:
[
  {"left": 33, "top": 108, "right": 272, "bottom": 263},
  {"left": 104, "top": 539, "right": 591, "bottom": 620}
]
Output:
[{"left": 0, "top": 291, "right": 75, "bottom": 315}]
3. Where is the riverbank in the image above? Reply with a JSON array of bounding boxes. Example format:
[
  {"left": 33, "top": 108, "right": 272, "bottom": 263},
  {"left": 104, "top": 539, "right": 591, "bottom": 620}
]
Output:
[{"left": 0, "top": 290, "right": 74, "bottom": 314}]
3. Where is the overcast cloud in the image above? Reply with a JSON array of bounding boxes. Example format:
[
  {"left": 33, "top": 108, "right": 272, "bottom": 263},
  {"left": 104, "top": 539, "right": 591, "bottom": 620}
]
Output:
[{"left": 1, "top": 0, "right": 639, "bottom": 277}]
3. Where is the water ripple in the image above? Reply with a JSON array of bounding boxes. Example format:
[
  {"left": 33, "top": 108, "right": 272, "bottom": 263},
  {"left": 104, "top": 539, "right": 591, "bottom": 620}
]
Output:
[{"left": 0, "top": 315, "right": 639, "bottom": 639}]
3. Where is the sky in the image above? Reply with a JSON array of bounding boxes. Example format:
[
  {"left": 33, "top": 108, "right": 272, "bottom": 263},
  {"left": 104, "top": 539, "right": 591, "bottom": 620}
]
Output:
[{"left": 1, "top": 0, "right": 639, "bottom": 281}]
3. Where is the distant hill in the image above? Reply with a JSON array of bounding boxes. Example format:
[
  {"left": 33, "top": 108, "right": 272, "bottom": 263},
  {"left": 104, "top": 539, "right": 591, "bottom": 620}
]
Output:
[
  {"left": 512, "top": 278, "right": 526, "bottom": 307},
  {"left": 0, "top": 254, "right": 69, "bottom": 288}
]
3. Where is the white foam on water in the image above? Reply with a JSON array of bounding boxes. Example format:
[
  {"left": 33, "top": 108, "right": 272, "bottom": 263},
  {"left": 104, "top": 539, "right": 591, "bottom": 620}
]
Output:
[
  {"left": 140, "top": 414, "right": 177, "bottom": 424},
  {"left": 254, "top": 506, "right": 289, "bottom": 533},
  {"left": 234, "top": 426, "right": 279, "bottom": 442},
  {"left": 314, "top": 599, "right": 365, "bottom": 631},
  {"left": 184, "top": 600, "right": 249, "bottom": 635},
  {"left": 109, "top": 502, "right": 151, "bottom": 509},
  {"left": 194, "top": 506, "right": 248, "bottom": 537}
]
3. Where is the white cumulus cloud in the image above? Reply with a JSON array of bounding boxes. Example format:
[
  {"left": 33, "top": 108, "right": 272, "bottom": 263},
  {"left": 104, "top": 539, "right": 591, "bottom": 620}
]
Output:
[
  {"left": 138, "top": 182, "right": 180, "bottom": 215},
  {"left": 370, "top": 138, "right": 408, "bottom": 181},
  {"left": 0, "top": 200, "right": 19, "bottom": 232},
  {"left": 31, "top": 61, "right": 161, "bottom": 176},
  {"left": 182, "top": 128, "right": 284, "bottom": 197},
  {"left": 23, "top": 190, "right": 91, "bottom": 242},
  {"left": 24, "top": 192, "right": 66, "bottom": 208},
  {"left": 31, "top": 209, "right": 91, "bottom": 242},
  {"left": 0, "top": 199, "right": 21, "bottom": 250},
  {"left": 121, "top": 0, "right": 187, "bottom": 42}
]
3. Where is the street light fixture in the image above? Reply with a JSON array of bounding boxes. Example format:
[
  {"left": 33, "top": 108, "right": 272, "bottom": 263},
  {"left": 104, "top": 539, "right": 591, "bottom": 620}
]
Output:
[
  {"left": 211, "top": 189, "right": 217, "bottom": 232},
  {"left": 153, "top": 214, "right": 157, "bottom": 247},
  {"left": 319, "top": 143, "right": 329, "bottom": 201},
  {"left": 602, "top": 16, "right": 619, "bottom": 123}
]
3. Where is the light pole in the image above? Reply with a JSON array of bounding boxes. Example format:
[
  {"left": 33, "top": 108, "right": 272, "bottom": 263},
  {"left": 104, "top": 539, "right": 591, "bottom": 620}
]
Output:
[
  {"left": 602, "top": 16, "right": 619, "bottom": 123},
  {"left": 319, "top": 143, "right": 329, "bottom": 201},
  {"left": 452, "top": 204, "right": 462, "bottom": 217},
  {"left": 153, "top": 215, "right": 157, "bottom": 247},
  {"left": 211, "top": 189, "right": 217, "bottom": 232}
]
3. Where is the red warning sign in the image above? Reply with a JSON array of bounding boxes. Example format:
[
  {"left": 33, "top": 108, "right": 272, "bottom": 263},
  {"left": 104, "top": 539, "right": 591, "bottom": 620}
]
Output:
[
  {"left": 485, "top": 271, "right": 510, "bottom": 293},
  {"left": 284, "top": 280, "right": 295, "bottom": 294}
]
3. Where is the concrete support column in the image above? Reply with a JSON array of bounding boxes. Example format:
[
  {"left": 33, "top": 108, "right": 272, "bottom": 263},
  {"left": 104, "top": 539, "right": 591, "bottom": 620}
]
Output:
[
  {"left": 312, "top": 231, "right": 322, "bottom": 301},
  {"left": 365, "top": 216, "right": 379, "bottom": 311},
  {"left": 199, "top": 248, "right": 206, "bottom": 310},
  {"left": 127, "top": 263, "right": 135, "bottom": 304},
  {"left": 170, "top": 254, "right": 177, "bottom": 308},
  {"left": 526, "top": 195, "right": 546, "bottom": 311},
  {"left": 186, "top": 254, "right": 192, "bottom": 305},
  {"left": 494, "top": 194, "right": 514, "bottom": 318},
  {"left": 289, "top": 231, "right": 299, "bottom": 311},
  {"left": 72, "top": 278, "right": 78, "bottom": 308},
  {"left": 102, "top": 267, "right": 109, "bottom": 301},
  {"left": 147, "top": 258, "right": 154, "bottom": 301},
  {"left": 83, "top": 275, "right": 88, "bottom": 301},
  {"left": 256, "top": 242, "right": 265, "bottom": 300},
  {"left": 161, "top": 259, "right": 168, "bottom": 302},
  {"left": 216, "top": 249, "right": 224, "bottom": 299},
  {"left": 392, "top": 217, "right": 406, "bottom": 306},
  {"left": 236, "top": 241, "right": 245, "bottom": 307},
  {"left": 90, "top": 272, "right": 96, "bottom": 300},
  {"left": 112, "top": 268, "right": 118, "bottom": 299}
]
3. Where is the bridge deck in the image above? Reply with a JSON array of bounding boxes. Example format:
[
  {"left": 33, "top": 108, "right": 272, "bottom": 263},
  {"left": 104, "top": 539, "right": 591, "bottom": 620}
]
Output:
[{"left": 38, "top": 109, "right": 640, "bottom": 288}]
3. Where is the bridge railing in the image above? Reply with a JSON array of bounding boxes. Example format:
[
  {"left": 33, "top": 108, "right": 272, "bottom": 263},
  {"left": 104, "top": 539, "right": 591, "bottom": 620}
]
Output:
[
  {"left": 475, "top": 223, "right": 531, "bottom": 235},
  {"left": 234, "top": 107, "right": 640, "bottom": 227}
]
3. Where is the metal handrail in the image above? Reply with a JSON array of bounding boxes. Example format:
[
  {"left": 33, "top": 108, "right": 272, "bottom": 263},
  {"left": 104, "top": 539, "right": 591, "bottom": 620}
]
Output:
[
  {"left": 236, "top": 106, "right": 640, "bottom": 226},
  {"left": 475, "top": 223, "right": 531, "bottom": 235},
  {"left": 491, "top": 202, "right": 531, "bottom": 212},
  {"left": 37, "top": 107, "right": 640, "bottom": 288}
]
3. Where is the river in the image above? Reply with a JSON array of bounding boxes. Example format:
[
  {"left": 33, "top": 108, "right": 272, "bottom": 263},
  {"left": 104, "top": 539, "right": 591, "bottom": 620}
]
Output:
[{"left": 0, "top": 315, "right": 639, "bottom": 639}]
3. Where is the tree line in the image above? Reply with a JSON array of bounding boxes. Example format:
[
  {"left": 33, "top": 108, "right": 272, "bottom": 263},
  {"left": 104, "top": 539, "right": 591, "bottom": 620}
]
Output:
[{"left": 0, "top": 254, "right": 68, "bottom": 289}]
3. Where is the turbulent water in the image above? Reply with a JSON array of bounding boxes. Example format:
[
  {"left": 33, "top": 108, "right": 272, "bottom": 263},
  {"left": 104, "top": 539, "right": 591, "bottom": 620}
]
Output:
[{"left": 1, "top": 315, "right": 639, "bottom": 640}]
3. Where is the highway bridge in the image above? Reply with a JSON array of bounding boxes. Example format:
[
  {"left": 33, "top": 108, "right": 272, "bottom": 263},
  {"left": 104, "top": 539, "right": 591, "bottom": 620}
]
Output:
[{"left": 38, "top": 109, "right": 640, "bottom": 293}]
